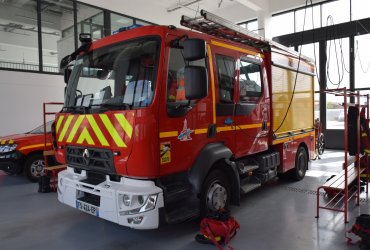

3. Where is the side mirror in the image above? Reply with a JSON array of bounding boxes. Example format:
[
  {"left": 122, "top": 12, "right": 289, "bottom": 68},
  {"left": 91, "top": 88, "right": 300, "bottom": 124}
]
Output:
[
  {"left": 183, "top": 39, "right": 206, "bottom": 61},
  {"left": 60, "top": 55, "right": 72, "bottom": 70},
  {"left": 64, "top": 68, "right": 72, "bottom": 84},
  {"left": 184, "top": 66, "right": 208, "bottom": 100}
]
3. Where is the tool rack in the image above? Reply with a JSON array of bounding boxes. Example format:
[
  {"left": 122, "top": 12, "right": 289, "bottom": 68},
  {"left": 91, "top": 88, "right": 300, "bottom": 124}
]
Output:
[{"left": 316, "top": 88, "right": 369, "bottom": 223}]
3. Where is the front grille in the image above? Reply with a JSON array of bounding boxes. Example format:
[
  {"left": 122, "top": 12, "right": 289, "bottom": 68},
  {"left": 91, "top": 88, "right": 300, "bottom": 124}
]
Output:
[{"left": 66, "top": 146, "right": 116, "bottom": 174}]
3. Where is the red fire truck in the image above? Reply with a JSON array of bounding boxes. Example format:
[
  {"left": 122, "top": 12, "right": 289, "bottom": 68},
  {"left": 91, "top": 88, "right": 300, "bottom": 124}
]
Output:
[{"left": 55, "top": 11, "right": 315, "bottom": 229}]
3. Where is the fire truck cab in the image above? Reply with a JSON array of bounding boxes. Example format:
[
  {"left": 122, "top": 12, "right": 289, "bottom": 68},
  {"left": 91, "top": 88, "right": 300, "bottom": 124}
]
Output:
[{"left": 55, "top": 13, "right": 315, "bottom": 229}]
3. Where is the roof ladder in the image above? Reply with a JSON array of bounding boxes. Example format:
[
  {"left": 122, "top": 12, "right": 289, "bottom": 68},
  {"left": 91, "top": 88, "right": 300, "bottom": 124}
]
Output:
[{"left": 180, "top": 9, "right": 270, "bottom": 51}]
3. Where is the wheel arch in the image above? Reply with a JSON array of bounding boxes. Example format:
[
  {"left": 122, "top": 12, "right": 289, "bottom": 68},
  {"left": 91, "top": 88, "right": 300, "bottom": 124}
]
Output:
[
  {"left": 24, "top": 150, "right": 44, "bottom": 161},
  {"left": 188, "top": 142, "right": 240, "bottom": 206},
  {"left": 298, "top": 142, "right": 309, "bottom": 169}
]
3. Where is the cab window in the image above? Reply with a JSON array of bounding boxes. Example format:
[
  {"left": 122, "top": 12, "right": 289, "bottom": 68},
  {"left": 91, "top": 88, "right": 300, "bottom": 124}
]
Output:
[
  {"left": 239, "top": 59, "right": 262, "bottom": 102},
  {"left": 216, "top": 55, "right": 236, "bottom": 103},
  {"left": 166, "top": 47, "right": 205, "bottom": 116}
]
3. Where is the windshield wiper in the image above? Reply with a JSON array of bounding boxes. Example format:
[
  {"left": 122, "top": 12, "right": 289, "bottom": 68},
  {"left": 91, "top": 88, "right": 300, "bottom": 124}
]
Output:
[
  {"left": 63, "top": 106, "right": 89, "bottom": 114},
  {"left": 89, "top": 103, "right": 132, "bottom": 110}
]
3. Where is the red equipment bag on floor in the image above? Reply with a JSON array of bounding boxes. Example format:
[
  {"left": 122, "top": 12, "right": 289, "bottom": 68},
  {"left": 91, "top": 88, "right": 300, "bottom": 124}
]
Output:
[{"left": 195, "top": 210, "right": 240, "bottom": 250}]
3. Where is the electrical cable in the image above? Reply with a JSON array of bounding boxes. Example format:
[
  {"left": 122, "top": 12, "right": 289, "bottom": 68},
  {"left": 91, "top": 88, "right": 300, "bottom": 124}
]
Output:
[
  {"left": 355, "top": 40, "right": 370, "bottom": 74},
  {"left": 273, "top": 0, "right": 310, "bottom": 133}
]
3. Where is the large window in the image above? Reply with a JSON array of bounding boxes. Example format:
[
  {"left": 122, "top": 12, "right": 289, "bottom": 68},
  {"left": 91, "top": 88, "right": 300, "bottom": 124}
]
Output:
[
  {"left": 0, "top": 0, "right": 154, "bottom": 74},
  {"left": 76, "top": 3, "right": 104, "bottom": 45},
  {"left": 352, "top": 0, "right": 370, "bottom": 21},
  {"left": 0, "top": 0, "right": 39, "bottom": 71},
  {"left": 355, "top": 34, "right": 370, "bottom": 89},
  {"left": 270, "top": 12, "right": 295, "bottom": 37},
  {"left": 321, "top": 0, "right": 350, "bottom": 26},
  {"left": 326, "top": 38, "right": 349, "bottom": 89},
  {"left": 41, "top": 0, "right": 74, "bottom": 73},
  {"left": 295, "top": 6, "right": 321, "bottom": 32},
  {"left": 111, "top": 13, "right": 133, "bottom": 34}
]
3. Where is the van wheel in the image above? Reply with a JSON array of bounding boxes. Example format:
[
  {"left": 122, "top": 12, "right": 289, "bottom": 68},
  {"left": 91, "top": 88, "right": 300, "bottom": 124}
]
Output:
[
  {"left": 291, "top": 147, "right": 308, "bottom": 181},
  {"left": 200, "top": 169, "right": 230, "bottom": 216},
  {"left": 25, "top": 154, "right": 45, "bottom": 182}
]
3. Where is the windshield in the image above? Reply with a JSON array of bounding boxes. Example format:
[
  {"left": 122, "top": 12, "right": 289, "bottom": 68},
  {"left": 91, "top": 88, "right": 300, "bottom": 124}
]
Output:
[
  {"left": 29, "top": 121, "right": 53, "bottom": 134},
  {"left": 64, "top": 37, "right": 160, "bottom": 112}
]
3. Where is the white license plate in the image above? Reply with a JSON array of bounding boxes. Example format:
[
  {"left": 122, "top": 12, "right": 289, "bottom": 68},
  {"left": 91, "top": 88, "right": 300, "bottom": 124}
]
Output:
[{"left": 76, "top": 200, "right": 99, "bottom": 217}]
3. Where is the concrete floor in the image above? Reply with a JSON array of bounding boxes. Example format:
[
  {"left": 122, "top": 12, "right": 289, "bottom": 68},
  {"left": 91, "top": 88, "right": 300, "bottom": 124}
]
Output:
[{"left": 0, "top": 150, "right": 369, "bottom": 250}]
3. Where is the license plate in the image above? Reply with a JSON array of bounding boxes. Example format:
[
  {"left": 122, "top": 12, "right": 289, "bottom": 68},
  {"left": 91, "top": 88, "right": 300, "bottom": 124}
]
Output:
[{"left": 76, "top": 200, "right": 99, "bottom": 217}]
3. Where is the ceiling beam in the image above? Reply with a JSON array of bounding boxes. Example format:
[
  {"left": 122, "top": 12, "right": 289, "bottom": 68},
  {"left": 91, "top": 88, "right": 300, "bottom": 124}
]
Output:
[
  {"left": 167, "top": 0, "right": 202, "bottom": 13},
  {"left": 234, "top": 0, "right": 263, "bottom": 11}
]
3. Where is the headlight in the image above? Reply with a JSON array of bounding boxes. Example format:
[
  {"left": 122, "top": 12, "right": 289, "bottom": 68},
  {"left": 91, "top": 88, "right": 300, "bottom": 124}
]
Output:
[
  {"left": 119, "top": 194, "right": 158, "bottom": 215},
  {"left": 0, "top": 144, "right": 18, "bottom": 153}
]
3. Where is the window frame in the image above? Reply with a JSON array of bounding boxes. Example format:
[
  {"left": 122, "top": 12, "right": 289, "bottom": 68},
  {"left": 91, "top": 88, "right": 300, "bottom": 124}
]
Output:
[
  {"left": 215, "top": 54, "right": 237, "bottom": 104},
  {"left": 237, "top": 56, "right": 263, "bottom": 103}
]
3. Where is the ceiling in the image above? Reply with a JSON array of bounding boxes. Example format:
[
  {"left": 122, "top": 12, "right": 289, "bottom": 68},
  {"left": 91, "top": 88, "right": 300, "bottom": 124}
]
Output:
[{"left": 153, "top": 0, "right": 329, "bottom": 23}]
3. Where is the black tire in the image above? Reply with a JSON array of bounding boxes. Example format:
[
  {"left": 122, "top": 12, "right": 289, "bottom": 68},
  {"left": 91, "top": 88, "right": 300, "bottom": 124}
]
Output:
[
  {"left": 25, "top": 154, "right": 45, "bottom": 182},
  {"left": 200, "top": 169, "right": 230, "bottom": 216},
  {"left": 317, "top": 133, "right": 325, "bottom": 155},
  {"left": 291, "top": 146, "right": 308, "bottom": 181}
]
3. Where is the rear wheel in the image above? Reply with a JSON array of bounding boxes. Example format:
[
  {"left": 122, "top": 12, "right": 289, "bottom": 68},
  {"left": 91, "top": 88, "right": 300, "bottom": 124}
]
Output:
[
  {"left": 25, "top": 154, "right": 45, "bottom": 182},
  {"left": 317, "top": 133, "right": 325, "bottom": 155},
  {"left": 200, "top": 169, "right": 230, "bottom": 216},
  {"left": 291, "top": 147, "right": 308, "bottom": 181}
]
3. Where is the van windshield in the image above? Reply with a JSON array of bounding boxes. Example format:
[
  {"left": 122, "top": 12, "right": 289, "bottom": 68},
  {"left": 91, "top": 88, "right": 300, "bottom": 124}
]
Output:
[{"left": 64, "top": 37, "right": 160, "bottom": 113}]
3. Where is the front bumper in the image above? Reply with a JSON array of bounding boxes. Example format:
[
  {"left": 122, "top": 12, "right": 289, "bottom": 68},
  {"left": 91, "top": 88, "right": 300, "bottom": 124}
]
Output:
[
  {"left": 58, "top": 167, "right": 164, "bottom": 229},
  {"left": 0, "top": 151, "right": 23, "bottom": 174}
]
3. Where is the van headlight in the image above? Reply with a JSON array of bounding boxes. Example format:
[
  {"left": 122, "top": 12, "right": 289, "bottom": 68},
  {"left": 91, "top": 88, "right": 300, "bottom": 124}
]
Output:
[
  {"left": 0, "top": 144, "right": 18, "bottom": 153},
  {"left": 119, "top": 194, "right": 158, "bottom": 215}
]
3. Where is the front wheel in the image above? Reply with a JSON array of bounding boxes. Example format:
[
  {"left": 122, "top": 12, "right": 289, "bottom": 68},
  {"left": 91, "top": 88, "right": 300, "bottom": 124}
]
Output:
[
  {"left": 25, "top": 154, "right": 45, "bottom": 182},
  {"left": 291, "top": 147, "right": 308, "bottom": 181},
  {"left": 200, "top": 169, "right": 230, "bottom": 216}
]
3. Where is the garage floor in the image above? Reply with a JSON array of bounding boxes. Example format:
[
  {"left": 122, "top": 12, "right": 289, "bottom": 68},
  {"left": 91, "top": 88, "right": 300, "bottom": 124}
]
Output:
[{"left": 0, "top": 150, "right": 369, "bottom": 250}]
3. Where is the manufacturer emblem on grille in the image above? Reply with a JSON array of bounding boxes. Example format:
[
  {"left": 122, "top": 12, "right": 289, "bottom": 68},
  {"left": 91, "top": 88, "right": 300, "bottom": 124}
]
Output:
[{"left": 82, "top": 148, "right": 90, "bottom": 164}]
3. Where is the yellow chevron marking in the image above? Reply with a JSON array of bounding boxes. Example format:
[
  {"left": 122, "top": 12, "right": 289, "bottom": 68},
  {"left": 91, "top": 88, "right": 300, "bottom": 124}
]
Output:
[
  {"left": 58, "top": 115, "right": 74, "bottom": 142},
  {"left": 67, "top": 115, "right": 85, "bottom": 143},
  {"left": 159, "top": 131, "right": 178, "bottom": 138},
  {"left": 19, "top": 143, "right": 52, "bottom": 151},
  {"left": 56, "top": 116, "right": 64, "bottom": 133},
  {"left": 100, "top": 114, "right": 126, "bottom": 148},
  {"left": 76, "top": 127, "right": 94, "bottom": 145},
  {"left": 115, "top": 114, "right": 133, "bottom": 138},
  {"left": 86, "top": 115, "right": 109, "bottom": 146},
  {"left": 8, "top": 139, "right": 14, "bottom": 144}
]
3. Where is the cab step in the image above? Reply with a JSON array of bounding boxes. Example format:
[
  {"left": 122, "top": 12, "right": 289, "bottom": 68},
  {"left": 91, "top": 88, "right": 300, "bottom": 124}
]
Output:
[
  {"left": 166, "top": 206, "right": 200, "bottom": 224},
  {"left": 165, "top": 182, "right": 193, "bottom": 204},
  {"left": 240, "top": 176, "right": 262, "bottom": 194},
  {"left": 240, "top": 183, "right": 261, "bottom": 194},
  {"left": 236, "top": 162, "right": 259, "bottom": 175}
]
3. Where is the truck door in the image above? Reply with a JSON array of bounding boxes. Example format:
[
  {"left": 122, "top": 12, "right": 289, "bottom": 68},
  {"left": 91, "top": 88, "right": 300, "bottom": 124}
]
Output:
[
  {"left": 158, "top": 34, "right": 213, "bottom": 176},
  {"left": 234, "top": 55, "right": 269, "bottom": 158},
  {"left": 212, "top": 47, "right": 238, "bottom": 153}
]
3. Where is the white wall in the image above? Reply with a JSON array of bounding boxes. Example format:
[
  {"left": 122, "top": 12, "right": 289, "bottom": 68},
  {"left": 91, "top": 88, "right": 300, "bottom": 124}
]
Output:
[{"left": 0, "top": 71, "right": 64, "bottom": 136}]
